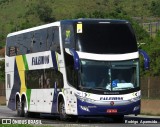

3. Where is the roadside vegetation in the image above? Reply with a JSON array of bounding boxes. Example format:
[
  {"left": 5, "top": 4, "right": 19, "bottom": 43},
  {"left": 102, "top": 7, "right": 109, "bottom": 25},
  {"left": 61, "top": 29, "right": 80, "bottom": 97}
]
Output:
[
  {"left": 0, "top": 125, "right": 33, "bottom": 127},
  {"left": 0, "top": 125, "right": 56, "bottom": 127},
  {"left": 0, "top": 0, "right": 160, "bottom": 79}
]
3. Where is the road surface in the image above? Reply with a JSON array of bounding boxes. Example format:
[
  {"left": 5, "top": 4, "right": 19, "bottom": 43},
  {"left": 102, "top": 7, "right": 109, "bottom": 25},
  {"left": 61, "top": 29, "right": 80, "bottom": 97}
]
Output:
[{"left": 0, "top": 106, "right": 160, "bottom": 127}]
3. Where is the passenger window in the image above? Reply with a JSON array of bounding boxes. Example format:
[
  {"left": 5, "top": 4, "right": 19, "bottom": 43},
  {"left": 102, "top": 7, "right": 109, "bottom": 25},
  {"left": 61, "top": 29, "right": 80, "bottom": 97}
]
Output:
[
  {"left": 26, "top": 69, "right": 64, "bottom": 89},
  {"left": 6, "top": 37, "right": 17, "bottom": 56},
  {"left": 39, "top": 29, "right": 47, "bottom": 52},
  {"left": 32, "top": 30, "right": 41, "bottom": 53},
  {"left": 51, "top": 27, "right": 61, "bottom": 54},
  {"left": 8, "top": 46, "right": 17, "bottom": 56},
  {"left": 23, "top": 32, "right": 34, "bottom": 54},
  {"left": 47, "top": 27, "right": 53, "bottom": 50}
]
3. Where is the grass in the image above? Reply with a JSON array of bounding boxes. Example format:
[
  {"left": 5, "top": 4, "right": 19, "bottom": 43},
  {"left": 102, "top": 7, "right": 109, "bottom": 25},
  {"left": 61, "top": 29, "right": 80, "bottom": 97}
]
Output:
[{"left": 0, "top": 125, "right": 36, "bottom": 127}]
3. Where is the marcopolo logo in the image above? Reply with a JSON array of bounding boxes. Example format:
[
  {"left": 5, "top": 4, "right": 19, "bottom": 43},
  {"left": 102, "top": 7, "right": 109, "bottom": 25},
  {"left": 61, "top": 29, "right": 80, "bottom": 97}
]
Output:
[
  {"left": 100, "top": 97, "right": 123, "bottom": 101},
  {"left": 32, "top": 55, "right": 49, "bottom": 65}
]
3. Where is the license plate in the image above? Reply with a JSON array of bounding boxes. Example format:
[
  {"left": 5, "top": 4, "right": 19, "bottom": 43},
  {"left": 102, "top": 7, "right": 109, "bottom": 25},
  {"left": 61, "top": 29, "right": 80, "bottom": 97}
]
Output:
[{"left": 106, "top": 109, "right": 117, "bottom": 113}]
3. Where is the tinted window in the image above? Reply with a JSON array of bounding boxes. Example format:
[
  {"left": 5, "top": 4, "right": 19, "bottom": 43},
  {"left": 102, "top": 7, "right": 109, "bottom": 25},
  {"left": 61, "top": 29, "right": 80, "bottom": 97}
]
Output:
[
  {"left": 62, "top": 24, "right": 75, "bottom": 48},
  {"left": 22, "top": 32, "right": 32, "bottom": 53},
  {"left": 30, "top": 27, "right": 60, "bottom": 53},
  {"left": 7, "top": 26, "right": 61, "bottom": 56},
  {"left": 33, "top": 30, "right": 42, "bottom": 52},
  {"left": 64, "top": 50, "right": 78, "bottom": 88},
  {"left": 51, "top": 27, "right": 61, "bottom": 54},
  {"left": 47, "top": 27, "right": 53, "bottom": 50},
  {"left": 39, "top": 29, "right": 47, "bottom": 52},
  {"left": 76, "top": 23, "right": 137, "bottom": 54},
  {"left": 26, "top": 69, "right": 63, "bottom": 89},
  {"left": 6, "top": 37, "right": 17, "bottom": 56}
]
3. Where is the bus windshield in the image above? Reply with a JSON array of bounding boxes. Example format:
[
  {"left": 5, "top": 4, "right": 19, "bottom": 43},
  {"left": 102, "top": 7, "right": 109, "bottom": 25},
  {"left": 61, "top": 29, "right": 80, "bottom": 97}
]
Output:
[
  {"left": 76, "top": 22, "right": 137, "bottom": 54},
  {"left": 79, "top": 59, "right": 139, "bottom": 92}
]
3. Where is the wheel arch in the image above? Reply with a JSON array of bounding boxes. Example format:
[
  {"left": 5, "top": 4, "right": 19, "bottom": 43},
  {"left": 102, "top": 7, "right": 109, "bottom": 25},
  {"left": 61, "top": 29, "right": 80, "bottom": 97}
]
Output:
[
  {"left": 57, "top": 92, "right": 66, "bottom": 113},
  {"left": 15, "top": 93, "right": 21, "bottom": 110}
]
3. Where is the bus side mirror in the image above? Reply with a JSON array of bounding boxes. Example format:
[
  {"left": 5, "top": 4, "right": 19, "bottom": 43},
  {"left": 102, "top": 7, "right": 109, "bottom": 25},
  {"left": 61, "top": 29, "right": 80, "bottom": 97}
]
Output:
[
  {"left": 139, "top": 49, "right": 150, "bottom": 70},
  {"left": 69, "top": 49, "right": 80, "bottom": 70}
]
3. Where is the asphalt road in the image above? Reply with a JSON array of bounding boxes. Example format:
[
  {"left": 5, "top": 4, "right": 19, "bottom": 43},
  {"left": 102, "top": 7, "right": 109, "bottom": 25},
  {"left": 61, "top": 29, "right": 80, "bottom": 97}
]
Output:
[{"left": 0, "top": 106, "right": 160, "bottom": 127}]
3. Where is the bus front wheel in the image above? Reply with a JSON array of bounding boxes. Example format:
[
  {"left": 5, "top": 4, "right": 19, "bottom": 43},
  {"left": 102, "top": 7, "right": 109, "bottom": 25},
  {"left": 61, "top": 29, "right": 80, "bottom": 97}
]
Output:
[{"left": 59, "top": 100, "right": 68, "bottom": 121}]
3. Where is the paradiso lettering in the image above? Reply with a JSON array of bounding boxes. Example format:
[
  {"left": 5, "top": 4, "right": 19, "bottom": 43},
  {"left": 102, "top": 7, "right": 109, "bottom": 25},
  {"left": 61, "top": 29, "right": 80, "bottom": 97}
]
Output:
[
  {"left": 32, "top": 55, "right": 49, "bottom": 65},
  {"left": 100, "top": 97, "right": 123, "bottom": 101}
]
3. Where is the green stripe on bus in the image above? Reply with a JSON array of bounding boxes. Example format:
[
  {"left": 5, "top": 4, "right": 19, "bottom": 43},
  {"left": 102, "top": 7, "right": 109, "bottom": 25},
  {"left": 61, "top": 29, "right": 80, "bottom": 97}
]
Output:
[
  {"left": 22, "top": 55, "right": 29, "bottom": 70},
  {"left": 26, "top": 89, "right": 31, "bottom": 110}
]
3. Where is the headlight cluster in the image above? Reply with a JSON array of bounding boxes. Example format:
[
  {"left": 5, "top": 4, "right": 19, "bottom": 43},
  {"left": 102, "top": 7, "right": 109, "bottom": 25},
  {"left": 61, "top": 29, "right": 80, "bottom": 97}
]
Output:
[{"left": 130, "top": 96, "right": 141, "bottom": 102}]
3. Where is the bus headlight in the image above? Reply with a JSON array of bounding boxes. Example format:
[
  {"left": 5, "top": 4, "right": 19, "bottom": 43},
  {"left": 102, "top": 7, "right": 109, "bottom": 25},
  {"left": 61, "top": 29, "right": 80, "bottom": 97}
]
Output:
[
  {"left": 130, "top": 96, "right": 140, "bottom": 102},
  {"left": 80, "top": 106, "right": 90, "bottom": 112},
  {"left": 76, "top": 95, "right": 94, "bottom": 103}
]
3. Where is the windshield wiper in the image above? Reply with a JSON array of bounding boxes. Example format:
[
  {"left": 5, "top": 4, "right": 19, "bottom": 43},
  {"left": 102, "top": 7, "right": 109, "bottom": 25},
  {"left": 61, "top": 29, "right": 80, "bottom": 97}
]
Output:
[
  {"left": 94, "top": 87, "right": 110, "bottom": 91},
  {"left": 84, "top": 87, "right": 110, "bottom": 92}
]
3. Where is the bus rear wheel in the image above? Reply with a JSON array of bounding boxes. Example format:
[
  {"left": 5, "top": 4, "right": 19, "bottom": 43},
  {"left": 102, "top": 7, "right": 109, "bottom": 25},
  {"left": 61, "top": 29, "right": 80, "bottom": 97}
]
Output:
[
  {"left": 16, "top": 100, "right": 22, "bottom": 117},
  {"left": 21, "top": 99, "right": 28, "bottom": 117},
  {"left": 59, "top": 100, "right": 68, "bottom": 121},
  {"left": 16, "top": 98, "right": 28, "bottom": 117}
]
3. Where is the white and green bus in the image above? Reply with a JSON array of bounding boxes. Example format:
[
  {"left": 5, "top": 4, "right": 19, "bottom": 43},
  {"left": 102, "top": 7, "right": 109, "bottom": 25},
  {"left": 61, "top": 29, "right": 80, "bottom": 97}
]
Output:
[{"left": 5, "top": 19, "right": 149, "bottom": 122}]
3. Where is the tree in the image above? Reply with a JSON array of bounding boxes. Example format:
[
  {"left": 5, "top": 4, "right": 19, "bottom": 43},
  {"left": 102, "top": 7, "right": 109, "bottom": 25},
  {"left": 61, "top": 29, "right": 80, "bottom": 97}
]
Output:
[
  {"left": 74, "top": 12, "right": 88, "bottom": 19},
  {"left": 0, "top": 60, "right": 5, "bottom": 81},
  {"left": 35, "top": 2, "right": 53, "bottom": 22},
  {"left": 26, "top": 0, "right": 55, "bottom": 23},
  {"left": 150, "top": 1, "right": 160, "bottom": 17}
]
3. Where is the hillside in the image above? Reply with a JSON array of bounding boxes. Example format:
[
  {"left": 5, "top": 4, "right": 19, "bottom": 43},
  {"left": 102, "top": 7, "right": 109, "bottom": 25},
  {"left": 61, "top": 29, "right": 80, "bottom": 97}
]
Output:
[
  {"left": 0, "top": 0, "right": 158, "bottom": 45},
  {"left": 1, "top": 0, "right": 160, "bottom": 76}
]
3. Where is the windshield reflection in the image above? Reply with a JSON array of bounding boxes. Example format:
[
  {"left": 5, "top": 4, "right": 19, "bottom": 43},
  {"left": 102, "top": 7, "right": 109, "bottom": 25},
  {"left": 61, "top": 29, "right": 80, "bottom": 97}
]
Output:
[{"left": 79, "top": 59, "right": 139, "bottom": 91}]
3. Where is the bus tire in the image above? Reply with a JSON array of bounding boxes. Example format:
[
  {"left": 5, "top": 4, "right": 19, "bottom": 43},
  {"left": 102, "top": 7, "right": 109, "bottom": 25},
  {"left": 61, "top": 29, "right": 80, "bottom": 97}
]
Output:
[
  {"left": 59, "top": 100, "right": 68, "bottom": 121},
  {"left": 21, "top": 98, "right": 28, "bottom": 117},
  {"left": 16, "top": 100, "right": 22, "bottom": 117}
]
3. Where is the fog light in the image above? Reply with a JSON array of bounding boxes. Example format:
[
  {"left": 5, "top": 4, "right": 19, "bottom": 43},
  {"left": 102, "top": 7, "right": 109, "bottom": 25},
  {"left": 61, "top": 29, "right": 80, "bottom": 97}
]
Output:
[
  {"left": 133, "top": 106, "right": 140, "bottom": 111},
  {"left": 80, "top": 106, "right": 90, "bottom": 112}
]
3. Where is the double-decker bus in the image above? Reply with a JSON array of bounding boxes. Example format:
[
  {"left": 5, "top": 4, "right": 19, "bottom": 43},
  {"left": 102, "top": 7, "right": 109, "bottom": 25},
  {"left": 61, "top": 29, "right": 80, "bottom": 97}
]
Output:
[{"left": 5, "top": 19, "right": 149, "bottom": 122}]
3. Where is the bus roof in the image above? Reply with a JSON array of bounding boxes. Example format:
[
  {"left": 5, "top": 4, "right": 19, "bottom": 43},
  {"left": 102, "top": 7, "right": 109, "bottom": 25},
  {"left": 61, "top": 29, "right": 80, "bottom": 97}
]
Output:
[
  {"left": 7, "top": 21, "right": 60, "bottom": 37},
  {"left": 7, "top": 19, "right": 129, "bottom": 37},
  {"left": 61, "top": 18, "right": 129, "bottom": 24}
]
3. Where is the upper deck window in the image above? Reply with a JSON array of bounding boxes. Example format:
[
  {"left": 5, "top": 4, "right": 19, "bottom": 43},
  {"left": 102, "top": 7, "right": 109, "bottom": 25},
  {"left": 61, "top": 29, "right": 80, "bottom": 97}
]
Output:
[
  {"left": 6, "top": 26, "right": 60, "bottom": 56},
  {"left": 76, "top": 22, "right": 137, "bottom": 54}
]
